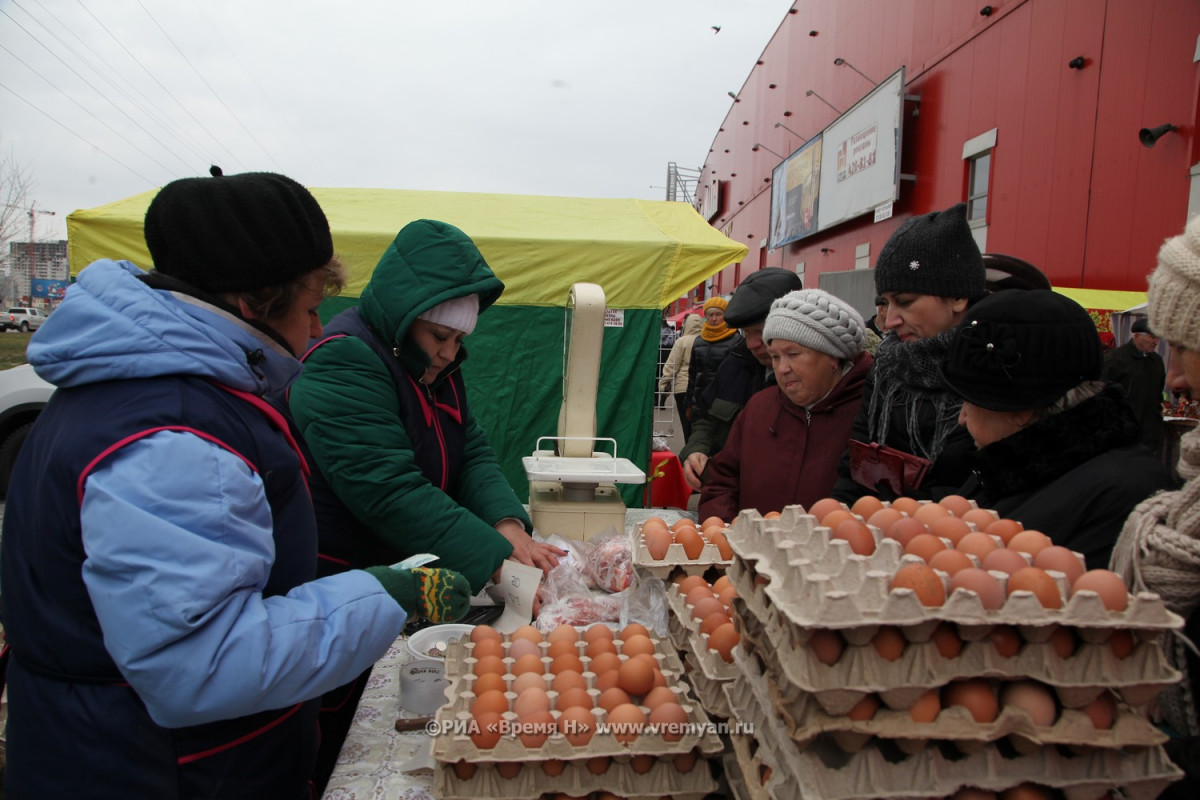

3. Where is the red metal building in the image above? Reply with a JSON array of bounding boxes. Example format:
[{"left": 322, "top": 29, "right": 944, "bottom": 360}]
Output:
[{"left": 694, "top": 0, "right": 1199, "bottom": 308}]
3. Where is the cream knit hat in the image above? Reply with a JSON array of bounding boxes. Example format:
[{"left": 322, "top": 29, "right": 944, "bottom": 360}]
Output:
[
  {"left": 1148, "top": 214, "right": 1200, "bottom": 351},
  {"left": 418, "top": 294, "right": 480, "bottom": 335},
  {"left": 764, "top": 288, "right": 865, "bottom": 360}
]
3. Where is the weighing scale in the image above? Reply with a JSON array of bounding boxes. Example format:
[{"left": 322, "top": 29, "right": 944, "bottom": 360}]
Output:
[{"left": 523, "top": 283, "right": 645, "bottom": 541}]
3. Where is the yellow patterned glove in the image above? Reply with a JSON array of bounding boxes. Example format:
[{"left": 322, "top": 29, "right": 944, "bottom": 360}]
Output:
[{"left": 365, "top": 566, "right": 471, "bottom": 623}]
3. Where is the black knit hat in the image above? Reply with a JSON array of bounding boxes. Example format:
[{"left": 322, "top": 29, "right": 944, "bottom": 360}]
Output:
[
  {"left": 874, "top": 203, "right": 986, "bottom": 299},
  {"left": 724, "top": 267, "right": 804, "bottom": 327},
  {"left": 1130, "top": 317, "right": 1153, "bottom": 334},
  {"left": 144, "top": 171, "right": 333, "bottom": 293},
  {"left": 939, "top": 290, "right": 1102, "bottom": 412}
]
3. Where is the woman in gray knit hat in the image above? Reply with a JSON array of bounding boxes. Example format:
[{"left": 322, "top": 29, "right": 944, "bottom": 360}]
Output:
[
  {"left": 1110, "top": 213, "right": 1200, "bottom": 798},
  {"left": 831, "top": 203, "right": 987, "bottom": 502},
  {"left": 699, "top": 289, "right": 873, "bottom": 520}
]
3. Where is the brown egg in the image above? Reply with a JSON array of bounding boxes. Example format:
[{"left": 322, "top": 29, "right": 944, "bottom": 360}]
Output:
[
  {"left": 510, "top": 624, "right": 543, "bottom": 645},
  {"left": 616, "top": 657, "right": 655, "bottom": 697},
  {"left": 674, "top": 528, "right": 706, "bottom": 560},
  {"left": 452, "top": 760, "right": 476, "bottom": 780},
  {"left": 717, "top": 584, "right": 739, "bottom": 608},
  {"left": 912, "top": 502, "right": 951, "bottom": 526},
  {"left": 1081, "top": 690, "right": 1117, "bottom": 729},
  {"left": 981, "top": 547, "right": 1029, "bottom": 576},
  {"left": 629, "top": 754, "right": 656, "bottom": 774},
  {"left": 931, "top": 622, "right": 963, "bottom": 658},
  {"left": 471, "top": 689, "right": 510, "bottom": 716},
  {"left": 887, "top": 516, "right": 930, "bottom": 547},
  {"left": 511, "top": 671, "right": 547, "bottom": 694},
  {"left": 691, "top": 596, "right": 726, "bottom": 623},
  {"left": 1049, "top": 626, "right": 1077, "bottom": 658},
  {"left": 547, "top": 623, "right": 579, "bottom": 646},
  {"left": 1071, "top": 569, "right": 1129, "bottom": 611},
  {"left": 518, "top": 709, "right": 556, "bottom": 747},
  {"left": 621, "top": 634, "right": 657, "bottom": 658},
  {"left": 711, "top": 575, "right": 732, "bottom": 593},
  {"left": 1000, "top": 680, "right": 1058, "bottom": 726},
  {"left": 821, "top": 509, "right": 856, "bottom": 530},
  {"left": 847, "top": 693, "right": 880, "bottom": 720},
  {"left": 929, "top": 515, "right": 971, "bottom": 545},
  {"left": 597, "top": 686, "right": 632, "bottom": 713},
  {"left": 707, "top": 530, "right": 734, "bottom": 560},
  {"left": 470, "top": 625, "right": 502, "bottom": 645},
  {"left": 928, "top": 548, "right": 974, "bottom": 576},
  {"left": 585, "top": 756, "right": 610, "bottom": 775},
  {"left": 643, "top": 526, "right": 673, "bottom": 560},
  {"left": 833, "top": 519, "right": 876, "bottom": 555},
  {"left": 513, "top": 686, "right": 551, "bottom": 717},
  {"left": 989, "top": 625, "right": 1023, "bottom": 658},
  {"left": 547, "top": 638, "right": 580, "bottom": 660},
  {"left": 675, "top": 575, "right": 709, "bottom": 597},
  {"left": 871, "top": 625, "right": 907, "bottom": 661},
  {"left": 472, "top": 671, "right": 507, "bottom": 696},
  {"left": 582, "top": 624, "right": 615, "bottom": 644},
  {"left": 1007, "top": 566, "right": 1063, "bottom": 609},
  {"left": 700, "top": 609, "right": 732, "bottom": 637},
  {"left": 960, "top": 508, "right": 999, "bottom": 530},
  {"left": 642, "top": 516, "right": 669, "bottom": 536},
  {"left": 1007, "top": 530, "right": 1052, "bottom": 558},
  {"left": 949, "top": 568, "right": 1005, "bottom": 610},
  {"left": 607, "top": 703, "right": 647, "bottom": 743},
  {"left": 470, "top": 638, "right": 505, "bottom": 660},
  {"left": 673, "top": 749, "right": 698, "bottom": 773},
  {"left": 1000, "top": 784, "right": 1051, "bottom": 800},
  {"left": 684, "top": 584, "right": 716, "bottom": 609},
  {"left": 642, "top": 685, "right": 678, "bottom": 710},
  {"left": 956, "top": 531, "right": 999, "bottom": 561},
  {"left": 619, "top": 623, "right": 650, "bottom": 640},
  {"left": 670, "top": 516, "right": 697, "bottom": 533},
  {"left": 985, "top": 518, "right": 1024, "bottom": 544},
  {"left": 1107, "top": 629, "right": 1135, "bottom": 659},
  {"left": 808, "top": 628, "right": 845, "bottom": 665},
  {"left": 952, "top": 788, "right": 997, "bottom": 800},
  {"left": 541, "top": 759, "right": 566, "bottom": 777},
  {"left": 905, "top": 533, "right": 949, "bottom": 563},
  {"left": 807, "top": 497, "right": 845, "bottom": 522},
  {"left": 592, "top": 669, "right": 620, "bottom": 693},
  {"left": 512, "top": 653, "right": 546, "bottom": 675},
  {"left": 585, "top": 636, "right": 618, "bottom": 659},
  {"left": 939, "top": 494, "right": 974, "bottom": 518},
  {"left": 943, "top": 679, "right": 999, "bottom": 722},
  {"left": 850, "top": 495, "right": 886, "bottom": 520},
  {"left": 550, "top": 653, "right": 585, "bottom": 675},
  {"left": 762, "top": 510, "right": 782, "bottom": 519},
  {"left": 551, "top": 669, "right": 587, "bottom": 694},
  {"left": 891, "top": 563, "right": 947, "bottom": 607},
  {"left": 649, "top": 701, "right": 689, "bottom": 742},
  {"left": 700, "top": 515, "right": 726, "bottom": 530},
  {"left": 559, "top": 705, "right": 595, "bottom": 746},
  {"left": 908, "top": 688, "right": 941, "bottom": 722},
  {"left": 470, "top": 710, "right": 504, "bottom": 749},
  {"left": 867, "top": 507, "right": 905, "bottom": 532},
  {"left": 891, "top": 496, "right": 921, "bottom": 515},
  {"left": 1033, "top": 546, "right": 1086, "bottom": 585},
  {"left": 588, "top": 651, "right": 621, "bottom": 675},
  {"left": 707, "top": 622, "right": 740, "bottom": 662},
  {"left": 472, "top": 654, "right": 506, "bottom": 677},
  {"left": 507, "top": 638, "right": 540, "bottom": 661}
]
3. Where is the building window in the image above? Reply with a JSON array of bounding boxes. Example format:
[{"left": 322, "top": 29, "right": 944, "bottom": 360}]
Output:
[{"left": 967, "top": 152, "right": 990, "bottom": 222}]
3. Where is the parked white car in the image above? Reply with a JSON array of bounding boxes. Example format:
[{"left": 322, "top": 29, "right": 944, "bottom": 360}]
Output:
[
  {"left": 0, "top": 364, "right": 55, "bottom": 497},
  {"left": 2, "top": 307, "right": 49, "bottom": 332}
]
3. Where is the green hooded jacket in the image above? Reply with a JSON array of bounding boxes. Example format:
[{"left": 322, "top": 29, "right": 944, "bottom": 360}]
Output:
[{"left": 289, "top": 219, "right": 531, "bottom": 591}]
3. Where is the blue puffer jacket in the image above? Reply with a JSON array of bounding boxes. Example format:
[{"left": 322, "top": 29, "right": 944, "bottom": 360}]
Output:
[{"left": 0, "top": 260, "right": 408, "bottom": 798}]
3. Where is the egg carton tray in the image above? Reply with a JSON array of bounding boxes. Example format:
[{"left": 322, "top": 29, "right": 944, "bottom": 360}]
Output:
[
  {"left": 665, "top": 583, "right": 740, "bottom": 681},
  {"left": 631, "top": 519, "right": 733, "bottom": 578},
  {"left": 723, "top": 647, "right": 1184, "bottom": 800},
  {"left": 725, "top": 508, "right": 1184, "bottom": 637},
  {"left": 682, "top": 650, "right": 733, "bottom": 720},
  {"left": 432, "top": 748, "right": 717, "bottom": 800},
  {"left": 734, "top": 594, "right": 1180, "bottom": 714},
  {"left": 431, "top": 636, "right": 724, "bottom": 763},
  {"left": 728, "top": 732, "right": 791, "bottom": 800},
  {"left": 723, "top": 750, "right": 768, "bottom": 800}
]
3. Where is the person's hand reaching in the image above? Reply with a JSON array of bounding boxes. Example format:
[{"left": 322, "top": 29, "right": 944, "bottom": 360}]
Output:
[
  {"left": 365, "top": 566, "right": 471, "bottom": 623},
  {"left": 496, "top": 519, "right": 567, "bottom": 574},
  {"left": 683, "top": 452, "right": 709, "bottom": 492}
]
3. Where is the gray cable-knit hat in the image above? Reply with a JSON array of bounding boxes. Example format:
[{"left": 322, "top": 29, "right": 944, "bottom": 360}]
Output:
[{"left": 764, "top": 289, "right": 865, "bottom": 360}]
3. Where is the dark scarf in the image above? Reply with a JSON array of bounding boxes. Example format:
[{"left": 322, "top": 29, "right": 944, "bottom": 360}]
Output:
[
  {"left": 967, "top": 385, "right": 1141, "bottom": 501},
  {"left": 866, "top": 328, "right": 961, "bottom": 462}
]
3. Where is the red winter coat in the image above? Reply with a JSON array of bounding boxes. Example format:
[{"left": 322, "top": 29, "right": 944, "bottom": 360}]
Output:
[{"left": 699, "top": 351, "right": 872, "bottom": 520}]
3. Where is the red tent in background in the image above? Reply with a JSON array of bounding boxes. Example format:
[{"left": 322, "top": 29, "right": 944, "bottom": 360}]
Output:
[{"left": 667, "top": 303, "right": 704, "bottom": 327}]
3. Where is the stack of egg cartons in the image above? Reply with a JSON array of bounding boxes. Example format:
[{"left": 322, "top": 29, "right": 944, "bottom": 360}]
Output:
[
  {"left": 429, "top": 626, "right": 724, "bottom": 799},
  {"left": 720, "top": 505, "right": 1186, "bottom": 800}
]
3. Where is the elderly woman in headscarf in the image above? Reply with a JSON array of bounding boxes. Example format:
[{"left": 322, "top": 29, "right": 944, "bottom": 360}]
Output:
[
  {"left": 699, "top": 289, "right": 872, "bottom": 520},
  {"left": 684, "top": 295, "right": 738, "bottom": 423},
  {"left": 939, "top": 289, "right": 1173, "bottom": 570},
  {"left": 1110, "top": 214, "right": 1200, "bottom": 798},
  {"left": 831, "top": 203, "right": 987, "bottom": 502}
]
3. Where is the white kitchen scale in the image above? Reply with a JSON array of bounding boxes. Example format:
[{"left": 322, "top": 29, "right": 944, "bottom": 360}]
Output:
[{"left": 522, "top": 282, "right": 645, "bottom": 541}]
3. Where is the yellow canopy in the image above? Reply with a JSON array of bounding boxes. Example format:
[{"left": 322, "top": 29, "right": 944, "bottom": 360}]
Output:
[
  {"left": 1052, "top": 286, "right": 1147, "bottom": 313},
  {"left": 66, "top": 187, "right": 748, "bottom": 309}
]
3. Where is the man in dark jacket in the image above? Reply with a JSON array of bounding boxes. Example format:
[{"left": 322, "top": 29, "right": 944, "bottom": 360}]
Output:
[
  {"left": 1102, "top": 317, "right": 1167, "bottom": 450},
  {"left": 679, "top": 267, "right": 802, "bottom": 490}
]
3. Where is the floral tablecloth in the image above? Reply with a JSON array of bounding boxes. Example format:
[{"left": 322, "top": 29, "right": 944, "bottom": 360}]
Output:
[{"left": 321, "top": 637, "right": 435, "bottom": 800}]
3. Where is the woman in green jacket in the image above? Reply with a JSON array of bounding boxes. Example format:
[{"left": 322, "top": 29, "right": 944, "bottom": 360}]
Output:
[{"left": 288, "top": 219, "right": 564, "bottom": 591}]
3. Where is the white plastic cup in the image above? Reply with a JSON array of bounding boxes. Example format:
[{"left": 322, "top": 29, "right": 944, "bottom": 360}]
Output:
[{"left": 399, "top": 659, "right": 449, "bottom": 715}]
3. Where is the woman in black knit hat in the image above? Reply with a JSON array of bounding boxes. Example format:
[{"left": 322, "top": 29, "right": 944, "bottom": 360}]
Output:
[
  {"left": 832, "top": 203, "right": 987, "bottom": 502},
  {"left": 940, "top": 289, "right": 1174, "bottom": 569}
]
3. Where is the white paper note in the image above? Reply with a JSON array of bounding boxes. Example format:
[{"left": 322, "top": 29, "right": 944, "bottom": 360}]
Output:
[{"left": 491, "top": 560, "right": 543, "bottom": 634}]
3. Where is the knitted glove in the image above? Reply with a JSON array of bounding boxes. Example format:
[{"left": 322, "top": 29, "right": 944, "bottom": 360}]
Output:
[{"left": 365, "top": 566, "right": 471, "bottom": 623}]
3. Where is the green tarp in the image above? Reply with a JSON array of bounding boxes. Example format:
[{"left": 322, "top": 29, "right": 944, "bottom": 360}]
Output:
[{"left": 67, "top": 187, "right": 747, "bottom": 505}]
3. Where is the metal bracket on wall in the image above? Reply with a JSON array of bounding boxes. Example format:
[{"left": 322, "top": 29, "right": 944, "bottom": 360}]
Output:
[
  {"left": 900, "top": 174, "right": 917, "bottom": 182},
  {"left": 905, "top": 93, "right": 921, "bottom": 116}
]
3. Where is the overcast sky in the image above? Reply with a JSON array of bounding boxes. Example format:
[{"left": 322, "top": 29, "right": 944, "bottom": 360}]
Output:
[{"left": 0, "top": 0, "right": 791, "bottom": 241}]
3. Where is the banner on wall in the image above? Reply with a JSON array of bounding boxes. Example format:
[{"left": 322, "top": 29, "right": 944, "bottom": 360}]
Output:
[
  {"left": 32, "top": 279, "right": 68, "bottom": 300},
  {"left": 769, "top": 66, "right": 905, "bottom": 248}
]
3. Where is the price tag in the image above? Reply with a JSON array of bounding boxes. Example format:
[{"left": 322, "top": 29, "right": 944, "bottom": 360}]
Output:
[{"left": 492, "top": 560, "right": 544, "bottom": 633}]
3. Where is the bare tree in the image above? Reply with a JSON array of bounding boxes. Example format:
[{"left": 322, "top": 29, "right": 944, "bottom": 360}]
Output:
[{"left": 0, "top": 146, "right": 36, "bottom": 305}]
